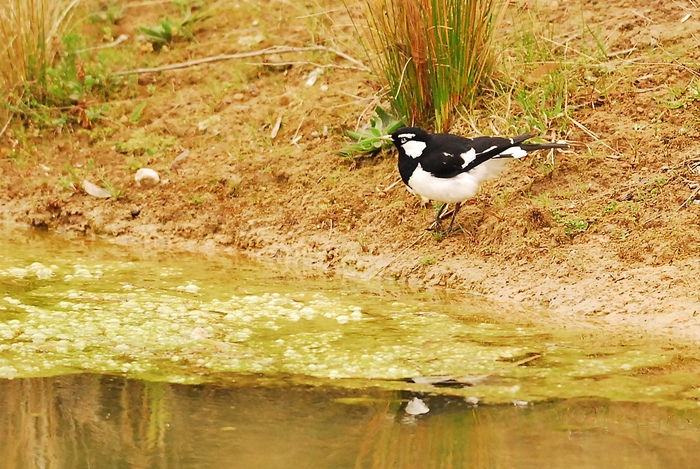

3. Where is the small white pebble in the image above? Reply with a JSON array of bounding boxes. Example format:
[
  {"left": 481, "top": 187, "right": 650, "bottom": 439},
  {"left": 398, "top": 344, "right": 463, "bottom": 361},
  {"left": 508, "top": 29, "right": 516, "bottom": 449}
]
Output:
[{"left": 135, "top": 168, "right": 160, "bottom": 187}]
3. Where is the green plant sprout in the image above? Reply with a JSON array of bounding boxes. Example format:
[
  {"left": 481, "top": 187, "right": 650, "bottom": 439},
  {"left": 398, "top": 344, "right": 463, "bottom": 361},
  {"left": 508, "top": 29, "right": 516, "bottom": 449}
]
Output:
[
  {"left": 339, "top": 107, "right": 404, "bottom": 156},
  {"left": 139, "top": 3, "right": 210, "bottom": 51}
]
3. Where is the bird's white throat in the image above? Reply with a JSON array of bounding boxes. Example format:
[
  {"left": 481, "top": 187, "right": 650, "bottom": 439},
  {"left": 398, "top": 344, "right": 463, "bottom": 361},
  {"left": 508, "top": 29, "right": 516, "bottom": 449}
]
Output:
[{"left": 401, "top": 140, "right": 427, "bottom": 158}]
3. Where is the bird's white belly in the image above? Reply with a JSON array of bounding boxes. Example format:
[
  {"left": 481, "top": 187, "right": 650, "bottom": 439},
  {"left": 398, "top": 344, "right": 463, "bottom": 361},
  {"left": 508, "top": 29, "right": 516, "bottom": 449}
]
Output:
[{"left": 407, "top": 159, "right": 509, "bottom": 203}]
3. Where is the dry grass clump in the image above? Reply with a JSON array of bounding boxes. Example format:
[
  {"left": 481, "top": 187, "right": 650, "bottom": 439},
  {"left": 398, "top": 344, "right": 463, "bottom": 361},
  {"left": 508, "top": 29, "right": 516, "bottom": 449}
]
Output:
[
  {"left": 0, "top": 0, "right": 80, "bottom": 123},
  {"left": 361, "top": 0, "right": 506, "bottom": 131}
]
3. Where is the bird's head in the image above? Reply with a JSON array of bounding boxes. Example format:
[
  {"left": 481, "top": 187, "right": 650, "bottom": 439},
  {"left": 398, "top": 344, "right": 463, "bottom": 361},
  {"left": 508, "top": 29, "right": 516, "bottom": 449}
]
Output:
[{"left": 380, "top": 127, "right": 430, "bottom": 158}]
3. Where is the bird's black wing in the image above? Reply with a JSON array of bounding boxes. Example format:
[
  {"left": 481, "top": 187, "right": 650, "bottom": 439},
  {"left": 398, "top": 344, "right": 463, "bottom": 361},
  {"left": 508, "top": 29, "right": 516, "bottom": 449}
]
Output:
[
  {"left": 419, "top": 133, "right": 535, "bottom": 179},
  {"left": 417, "top": 134, "right": 475, "bottom": 178}
]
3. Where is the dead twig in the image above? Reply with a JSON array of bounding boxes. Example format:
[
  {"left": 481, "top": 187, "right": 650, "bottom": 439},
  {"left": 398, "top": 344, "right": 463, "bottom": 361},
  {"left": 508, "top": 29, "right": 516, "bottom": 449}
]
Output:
[
  {"left": 245, "top": 61, "right": 367, "bottom": 71},
  {"left": 540, "top": 36, "right": 601, "bottom": 63},
  {"left": 641, "top": 213, "right": 664, "bottom": 226},
  {"left": 114, "top": 45, "right": 369, "bottom": 76},
  {"left": 634, "top": 85, "right": 666, "bottom": 93},
  {"left": 512, "top": 354, "right": 541, "bottom": 366},
  {"left": 624, "top": 61, "right": 700, "bottom": 73},
  {"left": 76, "top": 34, "right": 128, "bottom": 53},
  {"left": 677, "top": 186, "right": 700, "bottom": 211},
  {"left": 631, "top": 9, "right": 653, "bottom": 23},
  {"left": 567, "top": 115, "right": 618, "bottom": 155},
  {"left": 291, "top": 111, "right": 308, "bottom": 145},
  {"left": 377, "top": 178, "right": 402, "bottom": 194},
  {"left": 607, "top": 46, "right": 637, "bottom": 58},
  {"left": 123, "top": 0, "right": 172, "bottom": 8},
  {"left": 295, "top": 8, "right": 345, "bottom": 19},
  {"left": 657, "top": 44, "right": 700, "bottom": 78},
  {"left": 0, "top": 114, "right": 12, "bottom": 140}
]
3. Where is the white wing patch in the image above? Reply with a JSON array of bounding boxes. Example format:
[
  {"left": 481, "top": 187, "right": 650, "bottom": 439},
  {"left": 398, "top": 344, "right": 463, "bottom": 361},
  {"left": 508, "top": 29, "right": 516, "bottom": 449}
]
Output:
[
  {"left": 460, "top": 148, "right": 476, "bottom": 168},
  {"left": 477, "top": 145, "right": 497, "bottom": 155},
  {"left": 401, "top": 140, "right": 427, "bottom": 158},
  {"left": 498, "top": 146, "right": 527, "bottom": 159}
]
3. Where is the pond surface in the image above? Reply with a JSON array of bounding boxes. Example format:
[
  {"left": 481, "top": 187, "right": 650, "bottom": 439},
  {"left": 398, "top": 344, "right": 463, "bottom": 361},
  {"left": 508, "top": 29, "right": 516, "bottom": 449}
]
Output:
[
  {"left": 2, "top": 229, "right": 700, "bottom": 468},
  {"left": 2, "top": 374, "right": 700, "bottom": 469}
]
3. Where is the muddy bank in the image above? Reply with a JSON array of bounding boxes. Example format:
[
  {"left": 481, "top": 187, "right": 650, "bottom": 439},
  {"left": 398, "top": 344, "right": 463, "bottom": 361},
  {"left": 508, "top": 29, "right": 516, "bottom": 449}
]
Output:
[{"left": 2, "top": 0, "right": 700, "bottom": 339}]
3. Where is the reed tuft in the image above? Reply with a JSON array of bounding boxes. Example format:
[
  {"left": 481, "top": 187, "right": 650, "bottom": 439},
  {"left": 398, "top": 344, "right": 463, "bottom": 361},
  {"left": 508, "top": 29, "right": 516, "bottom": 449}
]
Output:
[
  {"left": 0, "top": 0, "right": 80, "bottom": 117},
  {"left": 361, "top": 0, "right": 505, "bottom": 132}
]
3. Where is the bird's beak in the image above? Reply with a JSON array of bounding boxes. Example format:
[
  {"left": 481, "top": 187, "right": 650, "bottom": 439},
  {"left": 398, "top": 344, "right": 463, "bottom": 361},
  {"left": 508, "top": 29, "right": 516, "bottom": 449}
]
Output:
[{"left": 379, "top": 135, "right": 393, "bottom": 141}]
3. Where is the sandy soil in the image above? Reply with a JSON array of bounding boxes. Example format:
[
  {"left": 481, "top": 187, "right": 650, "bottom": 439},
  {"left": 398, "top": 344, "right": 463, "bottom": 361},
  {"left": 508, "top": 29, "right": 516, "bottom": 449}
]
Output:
[{"left": 1, "top": 0, "right": 700, "bottom": 339}]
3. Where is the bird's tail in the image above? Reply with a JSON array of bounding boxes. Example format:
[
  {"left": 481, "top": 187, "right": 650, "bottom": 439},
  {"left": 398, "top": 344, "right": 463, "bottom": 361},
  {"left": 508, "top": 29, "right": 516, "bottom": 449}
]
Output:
[
  {"left": 493, "top": 134, "right": 568, "bottom": 159},
  {"left": 519, "top": 142, "right": 569, "bottom": 151},
  {"left": 510, "top": 133, "right": 568, "bottom": 151}
]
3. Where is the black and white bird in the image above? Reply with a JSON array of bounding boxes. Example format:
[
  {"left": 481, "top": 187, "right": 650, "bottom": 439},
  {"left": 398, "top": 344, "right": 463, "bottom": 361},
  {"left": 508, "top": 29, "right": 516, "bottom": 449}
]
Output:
[{"left": 381, "top": 127, "right": 568, "bottom": 234}]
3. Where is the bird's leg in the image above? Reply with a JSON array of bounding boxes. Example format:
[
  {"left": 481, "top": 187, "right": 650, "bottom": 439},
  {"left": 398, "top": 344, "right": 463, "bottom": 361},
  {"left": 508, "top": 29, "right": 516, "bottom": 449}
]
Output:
[
  {"left": 432, "top": 203, "right": 448, "bottom": 231},
  {"left": 446, "top": 202, "right": 462, "bottom": 234}
]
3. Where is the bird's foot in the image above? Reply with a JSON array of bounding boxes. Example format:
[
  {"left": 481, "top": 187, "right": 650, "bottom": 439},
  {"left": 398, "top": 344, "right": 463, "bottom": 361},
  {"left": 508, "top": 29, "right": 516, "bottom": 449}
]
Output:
[
  {"left": 427, "top": 222, "right": 443, "bottom": 232},
  {"left": 426, "top": 224, "right": 462, "bottom": 241},
  {"left": 427, "top": 224, "right": 468, "bottom": 241}
]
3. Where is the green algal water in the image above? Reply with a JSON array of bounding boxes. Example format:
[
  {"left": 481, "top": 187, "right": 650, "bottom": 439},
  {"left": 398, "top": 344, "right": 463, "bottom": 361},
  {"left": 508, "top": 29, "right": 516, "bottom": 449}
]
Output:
[{"left": 1, "top": 230, "right": 699, "bottom": 405}]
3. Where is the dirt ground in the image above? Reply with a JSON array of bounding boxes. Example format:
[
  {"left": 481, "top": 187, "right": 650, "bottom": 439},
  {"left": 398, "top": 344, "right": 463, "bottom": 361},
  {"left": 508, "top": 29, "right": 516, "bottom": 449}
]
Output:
[{"left": 1, "top": 0, "right": 700, "bottom": 339}]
